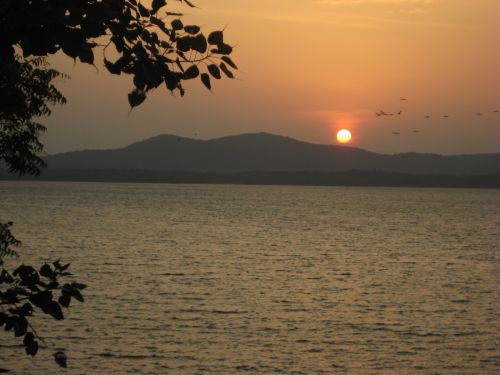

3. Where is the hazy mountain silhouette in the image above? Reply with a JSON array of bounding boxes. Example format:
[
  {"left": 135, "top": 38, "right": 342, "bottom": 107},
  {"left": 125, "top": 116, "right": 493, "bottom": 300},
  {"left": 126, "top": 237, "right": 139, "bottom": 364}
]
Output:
[{"left": 44, "top": 133, "right": 499, "bottom": 175}]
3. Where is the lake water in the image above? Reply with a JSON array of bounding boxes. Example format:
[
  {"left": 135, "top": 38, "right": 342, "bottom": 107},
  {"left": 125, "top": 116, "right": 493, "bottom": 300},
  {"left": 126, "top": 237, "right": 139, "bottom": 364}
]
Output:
[{"left": 0, "top": 181, "right": 499, "bottom": 374}]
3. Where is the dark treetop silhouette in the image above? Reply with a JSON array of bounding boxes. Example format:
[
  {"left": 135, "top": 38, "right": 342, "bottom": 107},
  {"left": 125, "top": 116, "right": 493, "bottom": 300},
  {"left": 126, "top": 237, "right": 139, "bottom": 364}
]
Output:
[{"left": 0, "top": 0, "right": 236, "bottom": 370}]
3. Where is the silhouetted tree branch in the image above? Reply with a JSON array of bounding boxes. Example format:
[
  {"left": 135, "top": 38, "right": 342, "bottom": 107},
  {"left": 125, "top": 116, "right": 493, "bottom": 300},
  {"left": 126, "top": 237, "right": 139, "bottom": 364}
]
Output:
[
  {"left": 1, "top": 0, "right": 237, "bottom": 370},
  {"left": 0, "top": 57, "right": 67, "bottom": 175},
  {"left": 0, "top": 222, "right": 86, "bottom": 369},
  {"left": 0, "top": 0, "right": 237, "bottom": 107}
]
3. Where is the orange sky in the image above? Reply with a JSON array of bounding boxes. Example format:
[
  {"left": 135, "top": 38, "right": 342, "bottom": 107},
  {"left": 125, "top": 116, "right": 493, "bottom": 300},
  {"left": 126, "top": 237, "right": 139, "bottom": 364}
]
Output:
[{"left": 45, "top": 0, "right": 500, "bottom": 154}]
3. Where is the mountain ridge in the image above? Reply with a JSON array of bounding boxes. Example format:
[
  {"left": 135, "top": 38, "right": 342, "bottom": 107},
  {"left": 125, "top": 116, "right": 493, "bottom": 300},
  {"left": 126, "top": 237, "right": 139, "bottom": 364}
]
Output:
[{"left": 43, "top": 132, "right": 500, "bottom": 175}]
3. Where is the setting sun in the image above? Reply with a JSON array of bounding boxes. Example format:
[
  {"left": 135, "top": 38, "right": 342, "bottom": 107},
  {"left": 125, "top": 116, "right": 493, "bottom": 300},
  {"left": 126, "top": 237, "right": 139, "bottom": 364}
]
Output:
[{"left": 337, "top": 129, "right": 352, "bottom": 144}]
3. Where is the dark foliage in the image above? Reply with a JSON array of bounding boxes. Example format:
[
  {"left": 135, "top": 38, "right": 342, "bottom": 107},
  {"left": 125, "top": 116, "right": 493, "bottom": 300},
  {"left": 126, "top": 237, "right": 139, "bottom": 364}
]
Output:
[
  {"left": 0, "top": 56, "right": 76, "bottom": 370},
  {"left": 0, "top": 222, "right": 20, "bottom": 262},
  {"left": 0, "top": 57, "right": 67, "bottom": 175},
  {"left": 0, "top": 223, "right": 85, "bottom": 369},
  {"left": 1, "top": 1, "right": 236, "bottom": 369},
  {"left": 0, "top": 0, "right": 237, "bottom": 107}
]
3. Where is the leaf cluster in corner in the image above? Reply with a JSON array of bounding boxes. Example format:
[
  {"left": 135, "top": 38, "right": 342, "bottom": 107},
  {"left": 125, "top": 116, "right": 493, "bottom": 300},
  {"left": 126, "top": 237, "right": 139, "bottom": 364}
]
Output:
[
  {"left": 0, "top": 223, "right": 86, "bottom": 369},
  {"left": 0, "top": 0, "right": 238, "bottom": 109}
]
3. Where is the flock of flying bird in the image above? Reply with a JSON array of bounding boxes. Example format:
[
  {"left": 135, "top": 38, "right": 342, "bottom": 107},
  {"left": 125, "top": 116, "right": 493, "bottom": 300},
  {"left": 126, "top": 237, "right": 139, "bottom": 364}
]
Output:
[{"left": 375, "top": 98, "right": 499, "bottom": 135}]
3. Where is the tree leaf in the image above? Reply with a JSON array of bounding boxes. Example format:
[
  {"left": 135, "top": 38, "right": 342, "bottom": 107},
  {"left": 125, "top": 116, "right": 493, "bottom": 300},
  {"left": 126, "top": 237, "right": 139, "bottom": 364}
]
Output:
[
  {"left": 182, "top": 65, "right": 199, "bottom": 80},
  {"left": 207, "top": 64, "right": 221, "bottom": 79},
  {"left": 184, "top": 25, "right": 200, "bottom": 34},
  {"left": 104, "top": 59, "right": 122, "bottom": 75},
  {"left": 191, "top": 34, "right": 207, "bottom": 53},
  {"left": 13, "top": 265, "right": 35, "bottom": 278},
  {"left": 78, "top": 46, "right": 94, "bottom": 65},
  {"left": 24, "top": 333, "right": 38, "bottom": 357},
  {"left": 0, "top": 269, "right": 14, "bottom": 284},
  {"left": 200, "top": 73, "right": 211, "bottom": 90},
  {"left": 71, "top": 282, "right": 87, "bottom": 290},
  {"left": 39, "top": 263, "right": 53, "bottom": 278},
  {"left": 15, "top": 265, "right": 40, "bottom": 287},
  {"left": 13, "top": 317, "right": 28, "bottom": 337},
  {"left": 47, "top": 301, "right": 64, "bottom": 320},
  {"left": 25, "top": 340, "right": 38, "bottom": 357},
  {"left": 71, "top": 289, "right": 84, "bottom": 303},
  {"left": 128, "top": 89, "right": 146, "bottom": 107},
  {"left": 150, "top": 16, "right": 169, "bottom": 35},
  {"left": 29, "top": 291, "right": 53, "bottom": 310},
  {"left": 221, "top": 56, "right": 238, "bottom": 69},
  {"left": 58, "top": 292, "right": 71, "bottom": 307},
  {"left": 212, "top": 43, "right": 232, "bottom": 55},
  {"left": 54, "top": 351, "right": 67, "bottom": 368},
  {"left": 219, "top": 62, "right": 234, "bottom": 78},
  {"left": 151, "top": 0, "right": 166, "bottom": 14},
  {"left": 59, "top": 263, "right": 70, "bottom": 272},
  {"left": 171, "top": 19, "right": 183, "bottom": 31},
  {"left": 11, "top": 303, "right": 33, "bottom": 316},
  {"left": 142, "top": 63, "right": 163, "bottom": 89},
  {"left": 176, "top": 36, "right": 192, "bottom": 52},
  {"left": 207, "top": 31, "right": 223, "bottom": 45},
  {"left": 164, "top": 72, "right": 179, "bottom": 91},
  {"left": 23, "top": 332, "right": 35, "bottom": 347},
  {"left": 138, "top": 3, "right": 150, "bottom": 17}
]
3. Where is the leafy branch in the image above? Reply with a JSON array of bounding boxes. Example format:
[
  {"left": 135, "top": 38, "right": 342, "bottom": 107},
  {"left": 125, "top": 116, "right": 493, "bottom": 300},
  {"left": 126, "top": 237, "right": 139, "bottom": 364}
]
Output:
[
  {"left": 1, "top": 0, "right": 238, "bottom": 109},
  {"left": 0, "top": 222, "right": 86, "bottom": 369}
]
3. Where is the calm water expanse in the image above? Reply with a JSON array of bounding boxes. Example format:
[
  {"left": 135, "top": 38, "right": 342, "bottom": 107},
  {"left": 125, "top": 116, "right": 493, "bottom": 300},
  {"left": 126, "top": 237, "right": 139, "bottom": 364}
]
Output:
[{"left": 0, "top": 181, "right": 498, "bottom": 374}]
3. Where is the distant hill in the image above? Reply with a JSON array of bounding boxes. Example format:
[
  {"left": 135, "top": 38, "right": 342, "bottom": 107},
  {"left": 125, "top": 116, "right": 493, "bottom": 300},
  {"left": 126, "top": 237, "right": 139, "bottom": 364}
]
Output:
[{"left": 42, "top": 133, "right": 500, "bottom": 175}]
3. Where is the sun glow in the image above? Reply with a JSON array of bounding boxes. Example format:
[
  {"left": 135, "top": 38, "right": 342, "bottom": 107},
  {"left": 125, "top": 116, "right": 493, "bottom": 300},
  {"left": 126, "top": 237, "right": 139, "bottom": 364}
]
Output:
[{"left": 336, "top": 129, "right": 352, "bottom": 144}]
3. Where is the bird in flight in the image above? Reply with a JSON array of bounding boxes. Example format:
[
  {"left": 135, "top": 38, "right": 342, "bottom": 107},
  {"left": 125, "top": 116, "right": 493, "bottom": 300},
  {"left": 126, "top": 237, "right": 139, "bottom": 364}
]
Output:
[
  {"left": 400, "top": 98, "right": 408, "bottom": 101},
  {"left": 442, "top": 115, "right": 450, "bottom": 118},
  {"left": 493, "top": 110, "right": 499, "bottom": 113},
  {"left": 475, "top": 113, "right": 483, "bottom": 116},
  {"left": 392, "top": 132, "right": 400, "bottom": 135},
  {"left": 425, "top": 115, "right": 431, "bottom": 119},
  {"left": 413, "top": 130, "right": 420, "bottom": 133},
  {"left": 397, "top": 110, "right": 402, "bottom": 115}
]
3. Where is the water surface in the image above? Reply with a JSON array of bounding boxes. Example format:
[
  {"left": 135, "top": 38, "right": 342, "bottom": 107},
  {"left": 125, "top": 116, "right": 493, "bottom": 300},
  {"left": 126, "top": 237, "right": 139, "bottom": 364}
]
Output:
[{"left": 0, "top": 182, "right": 498, "bottom": 374}]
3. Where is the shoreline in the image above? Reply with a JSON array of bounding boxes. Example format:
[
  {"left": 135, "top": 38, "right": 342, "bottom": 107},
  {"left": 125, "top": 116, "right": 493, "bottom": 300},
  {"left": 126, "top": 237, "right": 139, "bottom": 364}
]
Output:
[{"left": 2, "top": 169, "right": 499, "bottom": 189}]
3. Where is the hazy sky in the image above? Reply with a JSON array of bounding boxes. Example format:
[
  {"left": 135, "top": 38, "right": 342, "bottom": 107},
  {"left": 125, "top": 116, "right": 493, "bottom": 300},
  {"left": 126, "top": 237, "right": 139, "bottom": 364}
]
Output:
[{"left": 45, "top": 0, "right": 499, "bottom": 154}]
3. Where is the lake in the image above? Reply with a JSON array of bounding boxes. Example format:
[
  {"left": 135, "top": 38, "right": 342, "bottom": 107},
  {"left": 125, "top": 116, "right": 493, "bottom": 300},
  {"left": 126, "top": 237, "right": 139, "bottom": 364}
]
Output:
[{"left": 0, "top": 181, "right": 498, "bottom": 374}]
